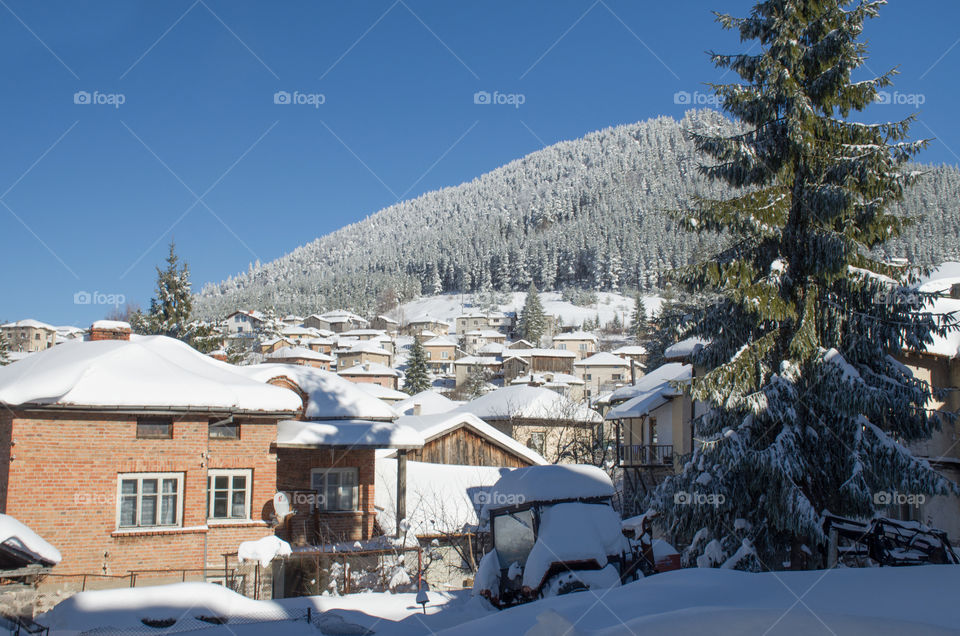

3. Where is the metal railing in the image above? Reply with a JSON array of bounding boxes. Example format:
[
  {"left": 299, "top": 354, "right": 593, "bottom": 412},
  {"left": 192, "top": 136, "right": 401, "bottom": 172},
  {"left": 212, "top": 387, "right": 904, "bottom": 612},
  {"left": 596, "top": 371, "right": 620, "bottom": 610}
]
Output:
[{"left": 618, "top": 444, "right": 673, "bottom": 467}]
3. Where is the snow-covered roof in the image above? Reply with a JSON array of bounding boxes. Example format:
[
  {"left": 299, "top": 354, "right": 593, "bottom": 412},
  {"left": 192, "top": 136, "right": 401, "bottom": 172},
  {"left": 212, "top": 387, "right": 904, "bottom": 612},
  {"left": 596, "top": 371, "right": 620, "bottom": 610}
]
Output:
[
  {"left": 477, "top": 342, "right": 506, "bottom": 355},
  {"left": 455, "top": 385, "right": 601, "bottom": 423},
  {"left": 507, "top": 339, "right": 534, "bottom": 349},
  {"left": 422, "top": 336, "right": 456, "bottom": 347},
  {"left": 345, "top": 341, "right": 392, "bottom": 356},
  {"left": 304, "top": 336, "right": 336, "bottom": 346},
  {"left": 90, "top": 320, "right": 130, "bottom": 331},
  {"left": 913, "top": 271, "right": 960, "bottom": 358},
  {"left": 339, "top": 362, "right": 401, "bottom": 377},
  {"left": 266, "top": 346, "right": 333, "bottom": 362},
  {"left": 553, "top": 330, "right": 599, "bottom": 342},
  {"left": 605, "top": 363, "right": 692, "bottom": 420},
  {"left": 511, "top": 372, "right": 585, "bottom": 386},
  {"left": 392, "top": 412, "right": 548, "bottom": 466},
  {"left": 0, "top": 337, "right": 302, "bottom": 414},
  {"left": 354, "top": 383, "right": 409, "bottom": 402},
  {"left": 1, "top": 318, "right": 56, "bottom": 331},
  {"left": 512, "top": 348, "right": 577, "bottom": 358},
  {"left": 0, "top": 513, "right": 61, "bottom": 566},
  {"left": 226, "top": 310, "right": 265, "bottom": 322},
  {"left": 612, "top": 345, "right": 647, "bottom": 356},
  {"left": 664, "top": 336, "right": 708, "bottom": 360},
  {"left": 277, "top": 419, "right": 423, "bottom": 449},
  {"left": 484, "top": 464, "right": 615, "bottom": 512},
  {"left": 395, "top": 390, "right": 460, "bottom": 416},
  {"left": 465, "top": 329, "right": 504, "bottom": 338},
  {"left": 340, "top": 329, "right": 388, "bottom": 338},
  {"left": 574, "top": 352, "right": 630, "bottom": 367},
  {"left": 408, "top": 314, "right": 448, "bottom": 325},
  {"left": 376, "top": 459, "right": 511, "bottom": 536},
  {"left": 454, "top": 355, "right": 501, "bottom": 366},
  {"left": 280, "top": 326, "right": 317, "bottom": 337},
  {"left": 232, "top": 364, "right": 397, "bottom": 420},
  {"left": 375, "top": 315, "right": 399, "bottom": 324}
]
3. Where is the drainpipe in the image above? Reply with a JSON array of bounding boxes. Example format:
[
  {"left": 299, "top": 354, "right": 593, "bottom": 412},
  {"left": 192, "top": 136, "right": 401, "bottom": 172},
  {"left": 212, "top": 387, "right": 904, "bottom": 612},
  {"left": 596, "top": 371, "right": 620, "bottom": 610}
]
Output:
[{"left": 396, "top": 450, "right": 407, "bottom": 536}]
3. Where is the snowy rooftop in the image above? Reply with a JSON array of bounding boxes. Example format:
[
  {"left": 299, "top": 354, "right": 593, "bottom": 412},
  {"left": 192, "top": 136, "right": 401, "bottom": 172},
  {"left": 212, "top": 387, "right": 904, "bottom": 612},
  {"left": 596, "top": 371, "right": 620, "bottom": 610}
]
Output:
[
  {"left": 605, "top": 363, "right": 692, "bottom": 420},
  {"left": 266, "top": 346, "right": 333, "bottom": 362},
  {"left": 465, "top": 329, "right": 504, "bottom": 338},
  {"left": 0, "top": 513, "right": 61, "bottom": 566},
  {"left": 345, "top": 341, "right": 393, "bottom": 356},
  {"left": 574, "top": 352, "right": 630, "bottom": 367},
  {"left": 553, "top": 330, "right": 599, "bottom": 342},
  {"left": 455, "top": 385, "right": 601, "bottom": 422},
  {"left": 507, "top": 347, "right": 577, "bottom": 359},
  {"left": 393, "top": 411, "right": 547, "bottom": 466},
  {"left": 277, "top": 419, "right": 423, "bottom": 449},
  {"left": 612, "top": 344, "right": 648, "bottom": 356},
  {"left": 454, "top": 355, "right": 501, "bottom": 366},
  {"left": 664, "top": 336, "right": 709, "bottom": 360},
  {"left": 340, "top": 329, "right": 387, "bottom": 337},
  {"left": 394, "top": 390, "right": 461, "bottom": 416},
  {"left": 477, "top": 342, "right": 506, "bottom": 355},
  {"left": 422, "top": 336, "right": 456, "bottom": 347},
  {"left": 353, "top": 383, "right": 409, "bottom": 402},
  {"left": 914, "top": 267, "right": 960, "bottom": 358},
  {"left": 1, "top": 318, "right": 56, "bottom": 330},
  {"left": 0, "top": 337, "right": 302, "bottom": 414},
  {"left": 339, "top": 362, "right": 401, "bottom": 377},
  {"left": 90, "top": 320, "right": 131, "bottom": 331},
  {"left": 232, "top": 363, "right": 397, "bottom": 420}
]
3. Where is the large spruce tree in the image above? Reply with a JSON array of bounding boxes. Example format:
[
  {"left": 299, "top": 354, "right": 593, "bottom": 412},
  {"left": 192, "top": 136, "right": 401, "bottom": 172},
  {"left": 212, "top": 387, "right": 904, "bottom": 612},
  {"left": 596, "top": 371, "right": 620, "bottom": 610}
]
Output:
[
  {"left": 403, "top": 337, "right": 432, "bottom": 395},
  {"left": 655, "top": 0, "right": 957, "bottom": 567},
  {"left": 518, "top": 283, "right": 547, "bottom": 344}
]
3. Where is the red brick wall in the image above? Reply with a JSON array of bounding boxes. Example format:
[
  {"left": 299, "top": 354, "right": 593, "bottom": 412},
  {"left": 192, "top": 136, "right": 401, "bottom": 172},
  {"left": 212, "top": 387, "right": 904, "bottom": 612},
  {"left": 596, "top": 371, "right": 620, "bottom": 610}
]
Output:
[
  {"left": 88, "top": 328, "right": 131, "bottom": 341},
  {"left": 0, "top": 411, "right": 280, "bottom": 576},
  {"left": 275, "top": 448, "right": 376, "bottom": 545}
]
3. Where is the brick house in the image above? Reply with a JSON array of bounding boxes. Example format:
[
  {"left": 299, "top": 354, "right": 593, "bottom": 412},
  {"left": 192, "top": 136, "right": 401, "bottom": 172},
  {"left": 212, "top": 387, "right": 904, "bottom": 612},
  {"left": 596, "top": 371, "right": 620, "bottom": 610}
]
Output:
[
  {"left": 421, "top": 336, "right": 457, "bottom": 374},
  {"left": 551, "top": 330, "right": 599, "bottom": 361},
  {"left": 0, "top": 333, "right": 302, "bottom": 579},
  {"left": 265, "top": 345, "right": 334, "bottom": 370},
  {"left": 338, "top": 362, "right": 401, "bottom": 390},
  {"left": 336, "top": 341, "right": 393, "bottom": 370}
]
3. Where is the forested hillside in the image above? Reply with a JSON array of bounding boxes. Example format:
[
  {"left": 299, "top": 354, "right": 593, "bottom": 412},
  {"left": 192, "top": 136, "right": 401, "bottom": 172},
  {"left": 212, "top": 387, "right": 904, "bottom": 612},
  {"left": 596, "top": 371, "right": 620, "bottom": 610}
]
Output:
[{"left": 195, "top": 109, "right": 960, "bottom": 318}]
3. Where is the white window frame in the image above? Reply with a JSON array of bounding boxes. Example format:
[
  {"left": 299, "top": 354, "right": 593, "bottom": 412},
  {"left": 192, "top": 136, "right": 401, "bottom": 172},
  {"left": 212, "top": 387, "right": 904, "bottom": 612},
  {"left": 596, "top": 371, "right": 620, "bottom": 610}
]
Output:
[
  {"left": 310, "top": 467, "right": 359, "bottom": 512},
  {"left": 207, "top": 469, "right": 252, "bottom": 521},
  {"left": 116, "top": 472, "right": 184, "bottom": 529}
]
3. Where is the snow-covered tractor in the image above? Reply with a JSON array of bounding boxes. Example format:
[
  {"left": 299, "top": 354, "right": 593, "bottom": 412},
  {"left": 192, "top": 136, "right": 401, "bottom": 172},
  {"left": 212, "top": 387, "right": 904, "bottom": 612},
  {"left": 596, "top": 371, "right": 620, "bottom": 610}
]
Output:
[{"left": 473, "top": 465, "right": 648, "bottom": 608}]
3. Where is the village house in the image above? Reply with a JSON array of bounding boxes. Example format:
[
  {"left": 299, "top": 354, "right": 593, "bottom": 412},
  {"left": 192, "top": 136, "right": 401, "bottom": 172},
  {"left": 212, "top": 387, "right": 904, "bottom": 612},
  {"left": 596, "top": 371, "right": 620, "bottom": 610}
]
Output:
[
  {"left": 0, "top": 331, "right": 303, "bottom": 581},
  {"left": 224, "top": 310, "right": 267, "bottom": 336},
  {"left": 421, "top": 336, "right": 458, "bottom": 374},
  {"left": 304, "top": 336, "right": 336, "bottom": 355},
  {"left": 551, "top": 330, "right": 599, "bottom": 360},
  {"left": 336, "top": 341, "right": 393, "bottom": 370},
  {"left": 260, "top": 336, "right": 295, "bottom": 355},
  {"left": 354, "top": 383, "right": 409, "bottom": 405},
  {"left": 403, "top": 316, "right": 450, "bottom": 337},
  {"left": 394, "top": 390, "right": 462, "bottom": 417},
  {"left": 612, "top": 344, "right": 648, "bottom": 368},
  {"left": 265, "top": 345, "right": 334, "bottom": 370},
  {"left": 280, "top": 325, "right": 319, "bottom": 345},
  {"left": 0, "top": 319, "right": 57, "bottom": 353},
  {"left": 453, "top": 355, "right": 503, "bottom": 387},
  {"left": 454, "top": 385, "right": 602, "bottom": 464},
  {"left": 369, "top": 315, "right": 400, "bottom": 333},
  {"left": 340, "top": 329, "right": 388, "bottom": 342},
  {"left": 463, "top": 329, "right": 507, "bottom": 354},
  {"left": 574, "top": 351, "right": 632, "bottom": 399},
  {"left": 510, "top": 372, "right": 586, "bottom": 402},
  {"left": 501, "top": 348, "right": 577, "bottom": 385},
  {"left": 338, "top": 362, "right": 402, "bottom": 390}
]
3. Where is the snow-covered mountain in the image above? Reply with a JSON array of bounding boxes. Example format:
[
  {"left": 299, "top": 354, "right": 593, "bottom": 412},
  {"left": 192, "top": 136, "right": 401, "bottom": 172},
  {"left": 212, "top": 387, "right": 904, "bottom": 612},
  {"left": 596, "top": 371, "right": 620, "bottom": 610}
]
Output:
[{"left": 195, "top": 109, "right": 960, "bottom": 319}]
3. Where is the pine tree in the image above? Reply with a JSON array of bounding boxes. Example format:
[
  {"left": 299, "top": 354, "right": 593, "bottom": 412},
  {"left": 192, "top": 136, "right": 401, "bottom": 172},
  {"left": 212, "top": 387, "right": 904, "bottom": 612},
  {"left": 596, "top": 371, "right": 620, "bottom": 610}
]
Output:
[
  {"left": 632, "top": 294, "right": 648, "bottom": 341},
  {"left": 403, "top": 337, "right": 432, "bottom": 395},
  {"left": 655, "top": 0, "right": 957, "bottom": 568},
  {"left": 0, "top": 331, "right": 10, "bottom": 366},
  {"left": 518, "top": 283, "right": 547, "bottom": 344},
  {"left": 462, "top": 363, "right": 491, "bottom": 399}
]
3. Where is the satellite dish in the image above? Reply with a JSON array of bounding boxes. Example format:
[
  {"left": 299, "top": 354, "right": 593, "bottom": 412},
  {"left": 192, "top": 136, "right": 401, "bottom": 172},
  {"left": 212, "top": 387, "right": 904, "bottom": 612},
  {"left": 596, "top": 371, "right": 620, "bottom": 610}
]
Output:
[{"left": 273, "top": 491, "right": 292, "bottom": 519}]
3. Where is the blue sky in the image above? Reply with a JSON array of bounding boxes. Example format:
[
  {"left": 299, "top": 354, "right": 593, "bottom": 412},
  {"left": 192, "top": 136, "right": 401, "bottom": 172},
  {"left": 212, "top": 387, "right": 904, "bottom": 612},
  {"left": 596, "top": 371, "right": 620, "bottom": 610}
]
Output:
[{"left": 1, "top": 0, "right": 958, "bottom": 325}]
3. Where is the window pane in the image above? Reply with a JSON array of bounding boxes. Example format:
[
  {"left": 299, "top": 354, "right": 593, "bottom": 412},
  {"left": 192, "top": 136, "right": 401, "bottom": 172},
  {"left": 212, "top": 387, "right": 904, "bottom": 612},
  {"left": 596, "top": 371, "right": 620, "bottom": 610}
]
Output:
[
  {"left": 121, "top": 480, "right": 137, "bottom": 495},
  {"left": 339, "top": 484, "right": 354, "bottom": 510},
  {"left": 141, "top": 494, "right": 157, "bottom": 526},
  {"left": 232, "top": 476, "right": 246, "bottom": 491},
  {"left": 231, "top": 490, "right": 246, "bottom": 518},
  {"left": 215, "top": 476, "right": 229, "bottom": 490},
  {"left": 326, "top": 484, "right": 338, "bottom": 511},
  {"left": 120, "top": 496, "right": 137, "bottom": 526},
  {"left": 213, "top": 491, "right": 228, "bottom": 518},
  {"left": 160, "top": 494, "right": 177, "bottom": 525}
]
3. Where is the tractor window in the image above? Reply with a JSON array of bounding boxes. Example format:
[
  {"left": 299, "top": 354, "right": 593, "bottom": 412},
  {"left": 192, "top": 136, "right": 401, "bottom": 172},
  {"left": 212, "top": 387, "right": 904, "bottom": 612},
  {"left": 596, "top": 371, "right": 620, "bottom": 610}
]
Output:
[{"left": 493, "top": 509, "right": 536, "bottom": 571}]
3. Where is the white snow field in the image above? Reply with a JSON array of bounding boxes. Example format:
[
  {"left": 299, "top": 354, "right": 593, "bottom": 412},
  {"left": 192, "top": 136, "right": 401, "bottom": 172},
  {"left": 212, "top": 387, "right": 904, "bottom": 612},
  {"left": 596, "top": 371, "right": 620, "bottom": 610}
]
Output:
[{"left": 40, "top": 565, "right": 960, "bottom": 635}]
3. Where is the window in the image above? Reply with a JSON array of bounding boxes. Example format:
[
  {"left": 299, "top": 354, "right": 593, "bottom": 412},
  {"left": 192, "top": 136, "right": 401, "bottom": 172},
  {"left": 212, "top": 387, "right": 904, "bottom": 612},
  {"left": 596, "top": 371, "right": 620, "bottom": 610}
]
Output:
[
  {"left": 137, "top": 417, "right": 173, "bottom": 439},
  {"left": 579, "top": 343, "right": 588, "bottom": 351},
  {"left": 118, "top": 473, "right": 183, "bottom": 528},
  {"left": 209, "top": 419, "right": 239, "bottom": 439},
  {"left": 527, "top": 432, "right": 545, "bottom": 454},
  {"left": 441, "top": 351, "right": 449, "bottom": 359},
  {"left": 426, "top": 351, "right": 432, "bottom": 359},
  {"left": 311, "top": 468, "right": 358, "bottom": 511},
  {"left": 557, "top": 344, "right": 566, "bottom": 350},
  {"left": 585, "top": 373, "right": 592, "bottom": 381},
  {"left": 207, "top": 469, "right": 251, "bottom": 520},
  {"left": 613, "top": 374, "right": 622, "bottom": 381}
]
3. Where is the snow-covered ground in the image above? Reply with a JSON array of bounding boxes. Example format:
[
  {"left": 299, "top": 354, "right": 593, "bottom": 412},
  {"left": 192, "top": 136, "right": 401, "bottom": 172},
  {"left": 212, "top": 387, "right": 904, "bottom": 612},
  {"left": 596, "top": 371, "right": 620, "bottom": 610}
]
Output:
[
  {"left": 398, "top": 291, "right": 661, "bottom": 332},
  {"left": 40, "top": 565, "right": 960, "bottom": 635}
]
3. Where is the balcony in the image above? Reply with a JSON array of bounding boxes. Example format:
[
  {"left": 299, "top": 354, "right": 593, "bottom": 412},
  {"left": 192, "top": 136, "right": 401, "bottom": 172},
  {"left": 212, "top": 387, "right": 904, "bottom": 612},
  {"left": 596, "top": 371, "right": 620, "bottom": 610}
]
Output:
[{"left": 618, "top": 444, "right": 673, "bottom": 467}]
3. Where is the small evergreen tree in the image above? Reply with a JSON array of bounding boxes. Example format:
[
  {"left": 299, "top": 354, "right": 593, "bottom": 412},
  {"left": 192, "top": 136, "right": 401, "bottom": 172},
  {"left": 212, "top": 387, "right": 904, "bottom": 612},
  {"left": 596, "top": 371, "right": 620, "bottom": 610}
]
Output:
[
  {"left": 0, "top": 331, "right": 10, "bottom": 366},
  {"left": 632, "top": 294, "right": 648, "bottom": 341},
  {"left": 403, "top": 337, "right": 431, "bottom": 395},
  {"left": 518, "top": 283, "right": 547, "bottom": 344},
  {"left": 655, "top": 0, "right": 958, "bottom": 568},
  {"left": 462, "top": 363, "right": 491, "bottom": 399}
]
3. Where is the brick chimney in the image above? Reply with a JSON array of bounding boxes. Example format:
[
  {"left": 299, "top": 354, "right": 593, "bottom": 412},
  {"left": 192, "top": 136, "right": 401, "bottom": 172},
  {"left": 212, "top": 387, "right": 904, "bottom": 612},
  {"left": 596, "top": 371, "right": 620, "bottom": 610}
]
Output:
[{"left": 89, "top": 320, "right": 131, "bottom": 341}]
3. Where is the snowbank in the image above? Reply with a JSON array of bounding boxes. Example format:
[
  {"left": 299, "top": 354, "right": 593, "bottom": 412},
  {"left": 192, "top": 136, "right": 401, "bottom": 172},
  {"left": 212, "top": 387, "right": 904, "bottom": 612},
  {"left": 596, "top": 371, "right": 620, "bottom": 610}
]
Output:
[{"left": 482, "top": 464, "right": 615, "bottom": 516}]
